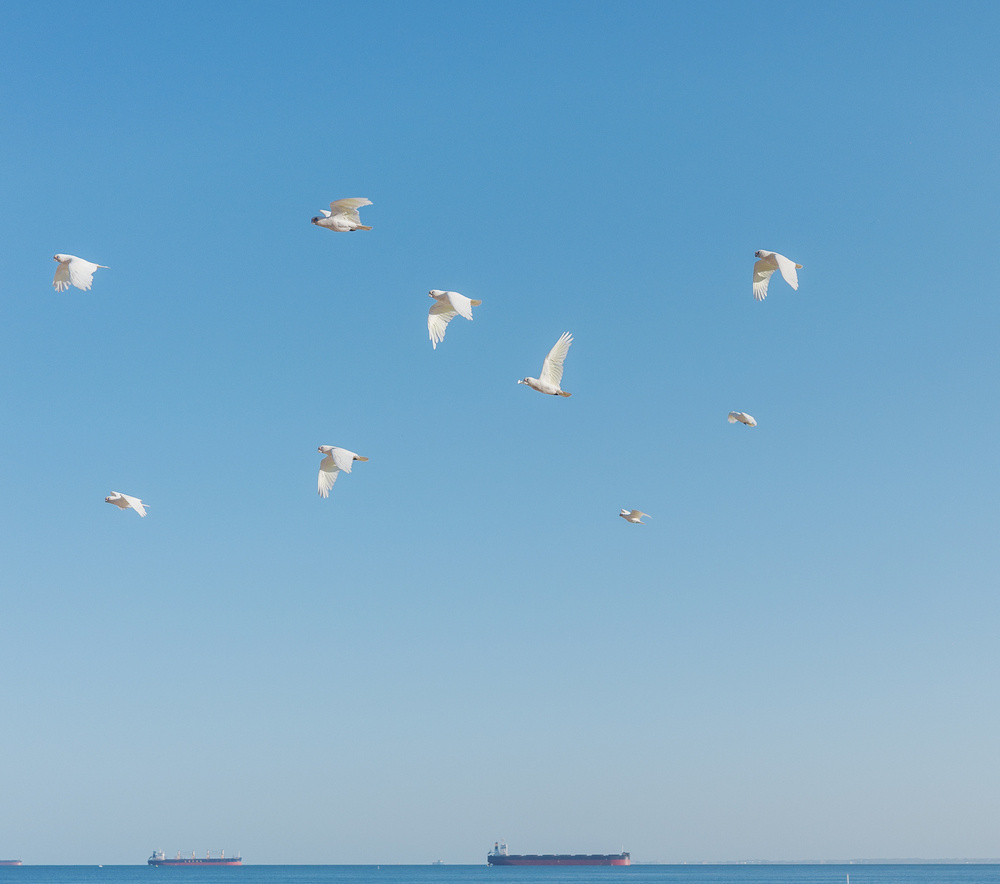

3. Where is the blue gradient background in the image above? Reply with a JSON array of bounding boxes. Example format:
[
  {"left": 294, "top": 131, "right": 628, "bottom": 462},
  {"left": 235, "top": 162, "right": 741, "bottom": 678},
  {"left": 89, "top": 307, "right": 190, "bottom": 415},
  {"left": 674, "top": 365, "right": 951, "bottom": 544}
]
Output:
[{"left": 1, "top": 0, "right": 997, "bottom": 866}]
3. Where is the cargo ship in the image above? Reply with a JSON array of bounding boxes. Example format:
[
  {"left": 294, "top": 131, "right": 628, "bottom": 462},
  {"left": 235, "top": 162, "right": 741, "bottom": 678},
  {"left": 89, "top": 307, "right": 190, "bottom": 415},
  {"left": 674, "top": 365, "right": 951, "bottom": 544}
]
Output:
[
  {"left": 488, "top": 841, "right": 629, "bottom": 866},
  {"left": 148, "top": 850, "right": 241, "bottom": 866},
  {"left": 0, "top": 860, "right": 22, "bottom": 867}
]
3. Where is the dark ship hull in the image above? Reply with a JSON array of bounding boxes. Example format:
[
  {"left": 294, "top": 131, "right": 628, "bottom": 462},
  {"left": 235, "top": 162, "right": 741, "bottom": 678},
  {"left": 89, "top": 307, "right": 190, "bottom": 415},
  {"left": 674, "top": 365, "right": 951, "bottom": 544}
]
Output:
[{"left": 488, "top": 853, "right": 630, "bottom": 866}]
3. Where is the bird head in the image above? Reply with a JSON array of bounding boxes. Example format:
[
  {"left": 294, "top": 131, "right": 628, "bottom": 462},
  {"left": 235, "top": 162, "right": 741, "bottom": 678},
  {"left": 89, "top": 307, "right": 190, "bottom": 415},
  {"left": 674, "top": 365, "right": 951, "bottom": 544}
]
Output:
[
  {"left": 310, "top": 217, "right": 320, "bottom": 225},
  {"left": 516, "top": 378, "right": 527, "bottom": 385},
  {"left": 754, "top": 250, "right": 763, "bottom": 258},
  {"left": 54, "top": 254, "right": 68, "bottom": 263},
  {"left": 318, "top": 445, "right": 332, "bottom": 454}
]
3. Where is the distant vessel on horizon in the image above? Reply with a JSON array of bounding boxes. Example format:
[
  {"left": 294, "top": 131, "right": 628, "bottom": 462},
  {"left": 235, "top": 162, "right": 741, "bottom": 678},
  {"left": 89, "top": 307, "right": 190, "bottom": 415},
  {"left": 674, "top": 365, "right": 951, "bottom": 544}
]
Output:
[
  {"left": 0, "top": 860, "right": 22, "bottom": 867},
  {"left": 488, "top": 841, "right": 630, "bottom": 866},
  {"left": 148, "top": 850, "right": 241, "bottom": 866}
]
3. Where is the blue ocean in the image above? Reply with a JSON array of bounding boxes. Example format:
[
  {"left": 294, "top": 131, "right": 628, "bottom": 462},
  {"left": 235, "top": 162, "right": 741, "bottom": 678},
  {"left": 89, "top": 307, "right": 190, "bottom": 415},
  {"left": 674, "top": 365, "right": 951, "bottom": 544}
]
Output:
[{"left": 1, "top": 866, "right": 998, "bottom": 884}]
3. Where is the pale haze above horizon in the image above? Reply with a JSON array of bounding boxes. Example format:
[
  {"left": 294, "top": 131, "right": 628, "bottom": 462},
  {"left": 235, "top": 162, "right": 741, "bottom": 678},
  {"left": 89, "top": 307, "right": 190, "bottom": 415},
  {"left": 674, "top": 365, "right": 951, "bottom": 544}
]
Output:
[{"left": 1, "top": 0, "right": 998, "bottom": 866}]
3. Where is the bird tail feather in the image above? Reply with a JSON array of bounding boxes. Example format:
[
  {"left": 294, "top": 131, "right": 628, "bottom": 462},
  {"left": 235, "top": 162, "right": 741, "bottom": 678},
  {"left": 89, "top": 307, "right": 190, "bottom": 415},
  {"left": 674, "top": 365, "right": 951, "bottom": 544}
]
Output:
[
  {"left": 470, "top": 299, "right": 482, "bottom": 306},
  {"left": 558, "top": 391, "right": 572, "bottom": 397},
  {"left": 357, "top": 225, "right": 373, "bottom": 231}
]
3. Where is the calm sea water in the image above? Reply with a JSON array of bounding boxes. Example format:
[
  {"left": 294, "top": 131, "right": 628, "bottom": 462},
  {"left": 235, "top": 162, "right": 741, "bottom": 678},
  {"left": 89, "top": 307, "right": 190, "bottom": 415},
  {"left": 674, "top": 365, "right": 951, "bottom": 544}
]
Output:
[{"left": 1, "top": 866, "right": 998, "bottom": 884}]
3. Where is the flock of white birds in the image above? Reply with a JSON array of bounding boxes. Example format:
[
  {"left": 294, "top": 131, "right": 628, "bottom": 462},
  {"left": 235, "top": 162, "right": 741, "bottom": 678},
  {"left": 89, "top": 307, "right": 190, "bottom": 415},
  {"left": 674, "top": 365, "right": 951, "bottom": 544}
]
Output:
[{"left": 54, "top": 200, "right": 802, "bottom": 523}]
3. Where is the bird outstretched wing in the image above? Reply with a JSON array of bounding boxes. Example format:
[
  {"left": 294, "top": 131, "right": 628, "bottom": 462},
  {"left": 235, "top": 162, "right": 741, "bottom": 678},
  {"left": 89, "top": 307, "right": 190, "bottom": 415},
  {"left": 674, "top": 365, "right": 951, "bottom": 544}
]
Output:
[
  {"left": 122, "top": 494, "right": 147, "bottom": 517},
  {"left": 445, "top": 291, "right": 476, "bottom": 321},
  {"left": 318, "top": 455, "right": 340, "bottom": 498},
  {"left": 330, "top": 448, "right": 358, "bottom": 474},
  {"left": 773, "top": 253, "right": 801, "bottom": 290},
  {"left": 540, "top": 332, "right": 573, "bottom": 386},
  {"left": 752, "top": 260, "right": 776, "bottom": 301},
  {"left": 53, "top": 262, "right": 71, "bottom": 292},
  {"left": 329, "top": 198, "right": 372, "bottom": 221},
  {"left": 70, "top": 258, "right": 103, "bottom": 291},
  {"left": 428, "top": 300, "right": 458, "bottom": 349}
]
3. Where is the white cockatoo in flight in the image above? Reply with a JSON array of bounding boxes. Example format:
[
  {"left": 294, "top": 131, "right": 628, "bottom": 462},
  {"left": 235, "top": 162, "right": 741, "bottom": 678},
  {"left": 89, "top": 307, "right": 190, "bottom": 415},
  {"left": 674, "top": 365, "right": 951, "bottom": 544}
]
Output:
[
  {"left": 427, "top": 289, "right": 482, "bottom": 349},
  {"left": 105, "top": 492, "right": 148, "bottom": 517},
  {"left": 728, "top": 411, "right": 757, "bottom": 427},
  {"left": 53, "top": 254, "right": 108, "bottom": 292},
  {"left": 517, "top": 332, "right": 573, "bottom": 396},
  {"left": 619, "top": 509, "right": 650, "bottom": 524},
  {"left": 311, "top": 198, "right": 373, "bottom": 232},
  {"left": 752, "top": 250, "right": 802, "bottom": 301},
  {"left": 317, "top": 445, "right": 368, "bottom": 498}
]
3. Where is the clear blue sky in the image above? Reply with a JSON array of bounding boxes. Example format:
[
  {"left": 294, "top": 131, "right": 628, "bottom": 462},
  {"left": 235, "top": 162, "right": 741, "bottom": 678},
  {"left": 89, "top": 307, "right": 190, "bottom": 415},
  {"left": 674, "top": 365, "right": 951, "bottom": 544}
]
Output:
[{"left": 1, "top": 0, "right": 998, "bottom": 866}]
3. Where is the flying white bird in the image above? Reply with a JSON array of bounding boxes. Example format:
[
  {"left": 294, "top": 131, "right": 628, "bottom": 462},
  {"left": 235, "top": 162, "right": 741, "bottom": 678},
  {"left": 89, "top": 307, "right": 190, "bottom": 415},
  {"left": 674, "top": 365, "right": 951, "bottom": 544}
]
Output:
[
  {"left": 427, "top": 290, "right": 482, "bottom": 349},
  {"left": 317, "top": 445, "right": 368, "bottom": 498},
  {"left": 728, "top": 411, "right": 757, "bottom": 427},
  {"left": 53, "top": 254, "right": 108, "bottom": 292},
  {"left": 752, "top": 250, "right": 802, "bottom": 301},
  {"left": 619, "top": 509, "right": 650, "bottom": 524},
  {"left": 311, "top": 198, "right": 373, "bottom": 232},
  {"left": 517, "top": 332, "right": 573, "bottom": 396},
  {"left": 105, "top": 492, "right": 148, "bottom": 517}
]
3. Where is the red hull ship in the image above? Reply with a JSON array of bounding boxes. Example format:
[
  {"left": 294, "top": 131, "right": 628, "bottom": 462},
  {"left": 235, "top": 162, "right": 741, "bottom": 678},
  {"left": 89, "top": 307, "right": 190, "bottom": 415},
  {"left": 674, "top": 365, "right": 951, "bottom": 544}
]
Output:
[
  {"left": 0, "top": 861, "right": 22, "bottom": 867},
  {"left": 148, "top": 850, "right": 241, "bottom": 866},
  {"left": 488, "top": 841, "right": 629, "bottom": 866}
]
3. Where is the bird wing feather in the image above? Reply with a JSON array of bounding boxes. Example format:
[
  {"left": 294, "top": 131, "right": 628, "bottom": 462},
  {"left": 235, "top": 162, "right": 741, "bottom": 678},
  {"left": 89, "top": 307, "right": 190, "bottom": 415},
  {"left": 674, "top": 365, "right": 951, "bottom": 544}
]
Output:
[
  {"left": 444, "top": 291, "right": 475, "bottom": 321},
  {"left": 540, "top": 332, "right": 573, "bottom": 386},
  {"left": 772, "top": 253, "right": 800, "bottom": 290},
  {"left": 752, "top": 260, "right": 775, "bottom": 301},
  {"left": 121, "top": 494, "right": 147, "bottom": 517},
  {"left": 318, "top": 454, "right": 340, "bottom": 498},
  {"left": 68, "top": 258, "right": 103, "bottom": 291},
  {"left": 428, "top": 300, "right": 458, "bottom": 349},
  {"left": 53, "top": 262, "right": 71, "bottom": 292},
  {"left": 329, "top": 198, "right": 372, "bottom": 220},
  {"left": 331, "top": 447, "right": 359, "bottom": 474}
]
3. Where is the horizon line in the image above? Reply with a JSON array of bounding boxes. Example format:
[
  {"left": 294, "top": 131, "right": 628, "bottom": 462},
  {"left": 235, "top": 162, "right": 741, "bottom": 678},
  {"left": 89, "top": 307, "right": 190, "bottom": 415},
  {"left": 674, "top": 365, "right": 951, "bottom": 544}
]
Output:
[{"left": 11, "top": 859, "right": 1000, "bottom": 867}]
